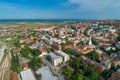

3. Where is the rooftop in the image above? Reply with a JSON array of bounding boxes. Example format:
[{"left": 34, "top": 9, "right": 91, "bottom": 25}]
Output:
[
  {"left": 10, "top": 72, "right": 18, "bottom": 80},
  {"left": 36, "top": 66, "right": 58, "bottom": 80},
  {"left": 108, "top": 72, "right": 120, "bottom": 80},
  {"left": 49, "top": 52, "right": 62, "bottom": 60},
  {"left": 20, "top": 69, "right": 36, "bottom": 80},
  {"left": 57, "top": 51, "right": 69, "bottom": 57}
]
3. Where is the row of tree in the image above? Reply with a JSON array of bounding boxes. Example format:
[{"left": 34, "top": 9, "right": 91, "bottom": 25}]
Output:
[
  {"left": 85, "top": 50, "right": 100, "bottom": 62},
  {"left": 62, "top": 58, "right": 100, "bottom": 80},
  {"left": 28, "top": 56, "right": 42, "bottom": 71},
  {"left": 20, "top": 46, "right": 41, "bottom": 59},
  {"left": 10, "top": 54, "right": 21, "bottom": 73}
]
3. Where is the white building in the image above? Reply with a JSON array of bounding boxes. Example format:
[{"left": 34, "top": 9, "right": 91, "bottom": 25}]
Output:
[
  {"left": 89, "top": 36, "right": 92, "bottom": 46},
  {"left": 36, "top": 66, "right": 58, "bottom": 80},
  {"left": 20, "top": 69, "right": 36, "bottom": 80},
  {"left": 48, "top": 52, "right": 62, "bottom": 66},
  {"left": 57, "top": 51, "right": 69, "bottom": 62},
  {"left": 116, "top": 42, "right": 120, "bottom": 49}
]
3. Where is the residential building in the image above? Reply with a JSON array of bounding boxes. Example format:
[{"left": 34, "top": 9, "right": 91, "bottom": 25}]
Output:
[
  {"left": 39, "top": 48, "right": 47, "bottom": 57},
  {"left": 64, "top": 41, "right": 74, "bottom": 49},
  {"left": 51, "top": 43, "right": 62, "bottom": 51},
  {"left": 108, "top": 72, "right": 120, "bottom": 80},
  {"left": 48, "top": 52, "right": 62, "bottom": 66},
  {"left": 57, "top": 51, "right": 69, "bottom": 62},
  {"left": 76, "top": 45, "right": 93, "bottom": 54},
  {"left": 22, "top": 63, "right": 28, "bottom": 70},
  {"left": 80, "top": 56, "right": 105, "bottom": 73},
  {"left": 101, "top": 54, "right": 112, "bottom": 69}
]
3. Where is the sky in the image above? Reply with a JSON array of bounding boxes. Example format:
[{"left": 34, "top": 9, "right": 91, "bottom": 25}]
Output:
[{"left": 0, "top": 0, "right": 120, "bottom": 19}]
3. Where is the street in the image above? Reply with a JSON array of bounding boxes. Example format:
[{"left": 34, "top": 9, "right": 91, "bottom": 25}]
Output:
[{"left": 41, "top": 56, "right": 65, "bottom": 80}]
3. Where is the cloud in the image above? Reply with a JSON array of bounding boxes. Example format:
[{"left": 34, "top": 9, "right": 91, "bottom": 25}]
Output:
[
  {"left": 0, "top": 2, "right": 72, "bottom": 19},
  {"left": 68, "top": 0, "right": 120, "bottom": 11},
  {"left": 0, "top": 3, "right": 19, "bottom": 10}
]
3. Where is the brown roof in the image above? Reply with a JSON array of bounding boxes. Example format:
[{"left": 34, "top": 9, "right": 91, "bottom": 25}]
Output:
[
  {"left": 76, "top": 34, "right": 85, "bottom": 39},
  {"left": 80, "top": 56, "right": 105, "bottom": 73},
  {"left": 10, "top": 72, "right": 18, "bottom": 80},
  {"left": 108, "top": 72, "right": 120, "bottom": 80},
  {"left": 39, "top": 48, "right": 47, "bottom": 53},
  {"left": 22, "top": 63, "right": 28, "bottom": 69},
  {"left": 76, "top": 45, "right": 93, "bottom": 54}
]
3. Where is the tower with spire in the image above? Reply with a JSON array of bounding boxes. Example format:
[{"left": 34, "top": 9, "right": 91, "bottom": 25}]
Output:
[{"left": 89, "top": 36, "right": 92, "bottom": 46}]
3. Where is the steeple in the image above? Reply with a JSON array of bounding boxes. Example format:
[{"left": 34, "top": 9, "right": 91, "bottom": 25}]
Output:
[{"left": 89, "top": 36, "right": 92, "bottom": 45}]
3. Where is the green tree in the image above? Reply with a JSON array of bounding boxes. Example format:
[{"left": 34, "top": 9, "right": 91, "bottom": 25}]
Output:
[
  {"left": 117, "top": 36, "right": 120, "bottom": 41},
  {"left": 21, "top": 46, "right": 31, "bottom": 59},
  {"left": 102, "top": 69, "right": 112, "bottom": 80},
  {"left": 76, "top": 41, "right": 84, "bottom": 46},
  {"left": 14, "top": 39, "right": 20, "bottom": 47},
  {"left": 50, "top": 48, "right": 55, "bottom": 52},
  {"left": 63, "top": 48, "right": 72, "bottom": 55},
  {"left": 28, "top": 57, "right": 42, "bottom": 71},
  {"left": 37, "top": 74, "right": 41, "bottom": 80},
  {"left": 60, "top": 43, "right": 65, "bottom": 50},
  {"left": 85, "top": 50, "right": 100, "bottom": 62},
  {"left": 62, "top": 66, "right": 74, "bottom": 78},
  {"left": 31, "top": 49, "right": 40, "bottom": 57},
  {"left": 87, "top": 67, "right": 99, "bottom": 80},
  {"left": 71, "top": 58, "right": 80, "bottom": 70},
  {"left": 10, "top": 54, "right": 21, "bottom": 73}
]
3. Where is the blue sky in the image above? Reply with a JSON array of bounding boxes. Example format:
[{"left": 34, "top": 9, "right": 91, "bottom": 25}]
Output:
[{"left": 0, "top": 0, "right": 120, "bottom": 19}]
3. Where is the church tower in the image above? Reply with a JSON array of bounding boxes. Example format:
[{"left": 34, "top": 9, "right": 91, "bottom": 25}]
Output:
[{"left": 89, "top": 36, "right": 92, "bottom": 45}]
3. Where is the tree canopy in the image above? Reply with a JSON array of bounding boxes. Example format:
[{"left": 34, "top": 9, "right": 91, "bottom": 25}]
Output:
[
  {"left": 62, "top": 57, "right": 100, "bottom": 80},
  {"left": 10, "top": 54, "right": 21, "bottom": 73}
]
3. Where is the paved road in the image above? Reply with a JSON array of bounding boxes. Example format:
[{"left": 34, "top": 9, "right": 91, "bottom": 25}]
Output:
[
  {"left": 41, "top": 56, "right": 65, "bottom": 80},
  {"left": 40, "top": 40, "right": 65, "bottom": 80}
]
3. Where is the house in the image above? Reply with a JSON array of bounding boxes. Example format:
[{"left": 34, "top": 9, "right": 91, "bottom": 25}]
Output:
[
  {"left": 30, "top": 44, "right": 40, "bottom": 49},
  {"left": 39, "top": 48, "right": 47, "bottom": 57},
  {"left": 13, "top": 48, "right": 20, "bottom": 56},
  {"left": 64, "top": 42, "right": 74, "bottom": 49},
  {"left": 51, "top": 43, "right": 62, "bottom": 51},
  {"left": 6, "top": 37, "right": 12, "bottom": 41},
  {"left": 76, "top": 45, "right": 93, "bottom": 54},
  {"left": 20, "top": 69, "right": 36, "bottom": 80},
  {"left": 23, "top": 38, "right": 33, "bottom": 44},
  {"left": 90, "top": 24, "right": 98, "bottom": 29},
  {"left": 75, "top": 34, "right": 85, "bottom": 41},
  {"left": 22, "top": 63, "right": 28, "bottom": 70},
  {"left": 20, "top": 40, "right": 24, "bottom": 44},
  {"left": 108, "top": 72, "right": 120, "bottom": 80},
  {"left": 57, "top": 51, "right": 69, "bottom": 62},
  {"left": 10, "top": 72, "right": 18, "bottom": 80},
  {"left": 101, "top": 54, "right": 112, "bottom": 69},
  {"left": 112, "top": 59, "right": 120, "bottom": 67},
  {"left": 48, "top": 52, "right": 62, "bottom": 66}
]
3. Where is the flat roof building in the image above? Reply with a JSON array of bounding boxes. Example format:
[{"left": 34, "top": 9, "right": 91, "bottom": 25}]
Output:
[
  {"left": 20, "top": 69, "right": 36, "bottom": 80},
  {"left": 48, "top": 52, "right": 62, "bottom": 66},
  {"left": 36, "top": 66, "right": 58, "bottom": 80},
  {"left": 57, "top": 51, "right": 69, "bottom": 62}
]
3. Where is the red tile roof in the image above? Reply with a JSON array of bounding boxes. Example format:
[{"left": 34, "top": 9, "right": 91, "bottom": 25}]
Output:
[{"left": 10, "top": 72, "right": 18, "bottom": 80}]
